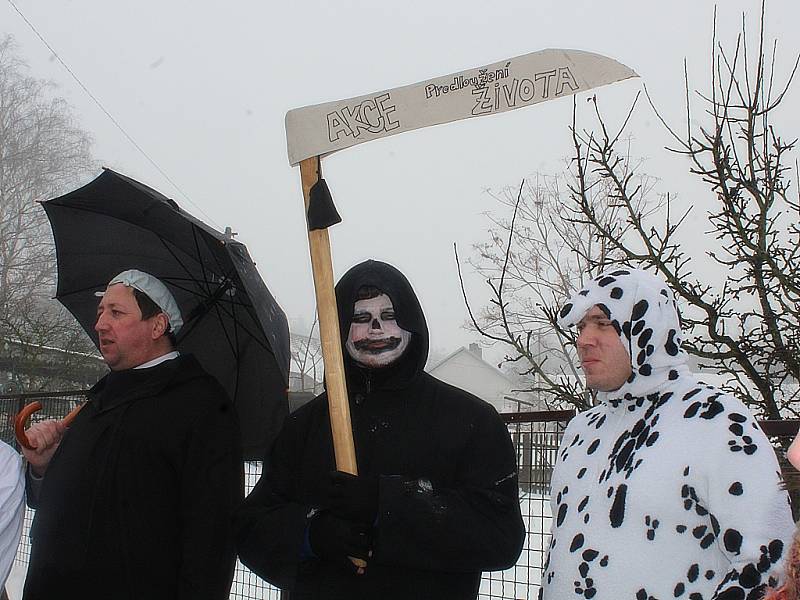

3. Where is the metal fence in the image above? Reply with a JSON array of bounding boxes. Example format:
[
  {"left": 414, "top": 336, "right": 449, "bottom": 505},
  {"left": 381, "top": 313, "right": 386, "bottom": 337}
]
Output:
[
  {"left": 0, "top": 392, "right": 571, "bottom": 600},
  {"left": 2, "top": 392, "right": 796, "bottom": 600},
  {"left": 481, "top": 412, "right": 570, "bottom": 599}
]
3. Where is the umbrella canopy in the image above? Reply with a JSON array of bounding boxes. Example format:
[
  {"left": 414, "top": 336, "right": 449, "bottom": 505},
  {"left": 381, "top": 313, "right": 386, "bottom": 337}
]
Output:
[{"left": 43, "top": 168, "right": 290, "bottom": 460}]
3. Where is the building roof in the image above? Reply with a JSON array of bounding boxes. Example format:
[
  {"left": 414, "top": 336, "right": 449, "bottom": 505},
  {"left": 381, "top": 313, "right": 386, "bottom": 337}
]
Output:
[{"left": 428, "top": 345, "right": 514, "bottom": 385}]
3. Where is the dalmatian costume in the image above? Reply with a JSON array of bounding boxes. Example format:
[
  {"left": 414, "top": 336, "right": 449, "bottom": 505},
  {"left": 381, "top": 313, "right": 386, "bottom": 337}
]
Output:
[{"left": 541, "top": 268, "right": 794, "bottom": 600}]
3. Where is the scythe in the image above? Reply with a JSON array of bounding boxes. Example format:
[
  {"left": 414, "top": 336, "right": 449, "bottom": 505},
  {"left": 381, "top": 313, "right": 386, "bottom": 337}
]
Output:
[{"left": 286, "top": 48, "right": 638, "bottom": 477}]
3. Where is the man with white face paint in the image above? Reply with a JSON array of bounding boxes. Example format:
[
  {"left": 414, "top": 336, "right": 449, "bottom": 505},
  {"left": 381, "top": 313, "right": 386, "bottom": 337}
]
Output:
[
  {"left": 236, "top": 260, "right": 525, "bottom": 600},
  {"left": 345, "top": 292, "right": 411, "bottom": 369}
]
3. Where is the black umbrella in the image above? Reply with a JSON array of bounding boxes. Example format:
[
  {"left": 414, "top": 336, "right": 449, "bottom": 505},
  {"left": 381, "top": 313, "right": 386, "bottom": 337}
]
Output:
[{"left": 42, "top": 168, "right": 290, "bottom": 460}]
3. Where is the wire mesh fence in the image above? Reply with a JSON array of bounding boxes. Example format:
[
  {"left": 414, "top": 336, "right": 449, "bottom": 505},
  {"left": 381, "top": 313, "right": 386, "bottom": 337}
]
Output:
[
  {"left": 480, "top": 413, "right": 569, "bottom": 599},
  {"left": 229, "top": 461, "right": 283, "bottom": 600},
  {"left": 0, "top": 392, "right": 572, "bottom": 599},
  {"left": 2, "top": 392, "right": 795, "bottom": 599}
]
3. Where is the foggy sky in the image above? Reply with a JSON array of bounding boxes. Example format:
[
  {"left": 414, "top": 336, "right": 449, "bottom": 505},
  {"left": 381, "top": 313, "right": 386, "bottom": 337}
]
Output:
[{"left": 3, "top": 0, "right": 798, "bottom": 364}]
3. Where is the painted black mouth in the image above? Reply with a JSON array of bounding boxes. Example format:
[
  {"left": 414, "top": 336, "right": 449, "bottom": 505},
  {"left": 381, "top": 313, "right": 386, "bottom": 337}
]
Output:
[{"left": 353, "top": 337, "right": 403, "bottom": 354}]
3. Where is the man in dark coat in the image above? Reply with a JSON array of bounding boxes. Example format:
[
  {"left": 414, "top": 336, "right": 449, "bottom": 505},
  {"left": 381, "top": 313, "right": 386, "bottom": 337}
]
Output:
[
  {"left": 235, "top": 259, "right": 525, "bottom": 600},
  {"left": 21, "top": 270, "right": 243, "bottom": 600}
]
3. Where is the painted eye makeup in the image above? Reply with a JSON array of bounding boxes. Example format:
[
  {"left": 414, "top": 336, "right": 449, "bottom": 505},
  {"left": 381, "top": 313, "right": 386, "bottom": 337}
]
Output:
[
  {"left": 352, "top": 312, "right": 372, "bottom": 323},
  {"left": 380, "top": 311, "right": 396, "bottom": 320}
]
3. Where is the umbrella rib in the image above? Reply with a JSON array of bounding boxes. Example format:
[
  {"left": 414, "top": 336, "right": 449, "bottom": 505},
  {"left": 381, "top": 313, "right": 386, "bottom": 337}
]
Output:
[
  {"left": 174, "top": 283, "right": 228, "bottom": 349},
  {"left": 210, "top": 292, "right": 240, "bottom": 363},
  {"left": 159, "top": 278, "right": 250, "bottom": 307},
  {"left": 229, "top": 285, "right": 242, "bottom": 404},
  {"left": 51, "top": 204, "right": 206, "bottom": 289},
  {"left": 173, "top": 308, "right": 206, "bottom": 346},
  {"left": 54, "top": 276, "right": 245, "bottom": 305},
  {"left": 158, "top": 234, "right": 213, "bottom": 297},
  {"left": 190, "top": 225, "right": 214, "bottom": 297},
  {"left": 52, "top": 217, "right": 250, "bottom": 312},
  {"left": 181, "top": 276, "right": 235, "bottom": 326},
  {"left": 53, "top": 242, "right": 269, "bottom": 352},
  {"left": 146, "top": 276, "right": 254, "bottom": 311},
  {"left": 174, "top": 272, "right": 275, "bottom": 356},
  {"left": 154, "top": 233, "right": 263, "bottom": 339},
  {"left": 208, "top": 234, "right": 232, "bottom": 275},
  {"left": 197, "top": 293, "right": 273, "bottom": 352},
  {"left": 177, "top": 303, "right": 272, "bottom": 355}
]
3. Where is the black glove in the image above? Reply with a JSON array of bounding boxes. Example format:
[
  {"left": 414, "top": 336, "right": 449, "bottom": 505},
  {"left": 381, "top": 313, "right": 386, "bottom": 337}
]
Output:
[
  {"left": 308, "top": 511, "right": 372, "bottom": 571},
  {"left": 323, "top": 471, "right": 379, "bottom": 525}
]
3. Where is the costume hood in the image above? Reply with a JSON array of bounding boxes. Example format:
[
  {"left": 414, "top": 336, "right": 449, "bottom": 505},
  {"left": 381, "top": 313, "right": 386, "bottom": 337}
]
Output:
[
  {"left": 558, "top": 268, "right": 690, "bottom": 401},
  {"left": 335, "top": 260, "right": 429, "bottom": 380}
]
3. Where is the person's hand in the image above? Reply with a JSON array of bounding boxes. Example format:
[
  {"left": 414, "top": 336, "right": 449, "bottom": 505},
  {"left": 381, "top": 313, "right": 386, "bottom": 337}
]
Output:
[
  {"left": 308, "top": 511, "right": 372, "bottom": 574},
  {"left": 323, "top": 471, "right": 379, "bottom": 525},
  {"left": 20, "top": 420, "right": 66, "bottom": 477}
]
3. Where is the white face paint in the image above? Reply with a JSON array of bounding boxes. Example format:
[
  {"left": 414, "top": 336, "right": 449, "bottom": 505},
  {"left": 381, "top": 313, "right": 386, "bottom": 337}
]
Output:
[{"left": 346, "top": 294, "right": 411, "bottom": 368}]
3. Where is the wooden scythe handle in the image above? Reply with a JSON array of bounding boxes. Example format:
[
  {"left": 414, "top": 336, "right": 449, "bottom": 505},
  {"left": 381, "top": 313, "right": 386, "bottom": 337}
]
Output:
[
  {"left": 299, "top": 158, "right": 365, "bottom": 573},
  {"left": 300, "top": 157, "right": 358, "bottom": 475},
  {"left": 14, "top": 401, "right": 85, "bottom": 450}
]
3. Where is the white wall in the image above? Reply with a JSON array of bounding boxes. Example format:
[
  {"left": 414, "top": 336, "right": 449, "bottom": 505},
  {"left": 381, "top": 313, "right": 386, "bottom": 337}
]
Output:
[{"left": 430, "top": 351, "right": 515, "bottom": 413}]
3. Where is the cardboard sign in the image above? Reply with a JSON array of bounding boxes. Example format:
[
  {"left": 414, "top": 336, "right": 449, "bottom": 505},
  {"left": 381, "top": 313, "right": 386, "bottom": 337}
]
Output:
[{"left": 285, "top": 48, "right": 638, "bottom": 165}]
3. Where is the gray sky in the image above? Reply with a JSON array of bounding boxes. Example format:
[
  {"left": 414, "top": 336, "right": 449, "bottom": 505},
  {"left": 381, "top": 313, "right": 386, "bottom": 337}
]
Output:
[{"left": 3, "top": 0, "right": 799, "bottom": 363}]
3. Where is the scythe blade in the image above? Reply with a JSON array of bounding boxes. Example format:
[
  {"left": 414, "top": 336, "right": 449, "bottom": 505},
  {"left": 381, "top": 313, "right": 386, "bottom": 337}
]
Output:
[{"left": 286, "top": 48, "right": 638, "bottom": 165}]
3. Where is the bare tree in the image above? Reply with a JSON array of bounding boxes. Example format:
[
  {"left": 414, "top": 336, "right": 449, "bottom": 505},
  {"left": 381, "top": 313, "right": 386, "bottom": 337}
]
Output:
[
  {"left": 460, "top": 156, "right": 662, "bottom": 411},
  {"left": 289, "top": 316, "right": 324, "bottom": 394},
  {"left": 0, "top": 35, "right": 97, "bottom": 391},
  {"left": 464, "top": 4, "right": 798, "bottom": 418},
  {"left": 568, "top": 4, "right": 799, "bottom": 419}
]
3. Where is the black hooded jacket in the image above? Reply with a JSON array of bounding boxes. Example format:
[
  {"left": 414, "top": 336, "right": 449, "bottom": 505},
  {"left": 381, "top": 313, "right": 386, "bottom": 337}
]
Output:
[{"left": 235, "top": 260, "right": 524, "bottom": 600}]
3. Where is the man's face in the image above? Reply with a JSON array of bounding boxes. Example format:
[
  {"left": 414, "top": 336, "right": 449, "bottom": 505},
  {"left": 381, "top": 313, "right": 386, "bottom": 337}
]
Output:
[
  {"left": 94, "top": 283, "right": 165, "bottom": 371},
  {"left": 576, "top": 305, "right": 633, "bottom": 392},
  {"left": 788, "top": 434, "right": 800, "bottom": 471},
  {"left": 346, "top": 294, "right": 411, "bottom": 369}
]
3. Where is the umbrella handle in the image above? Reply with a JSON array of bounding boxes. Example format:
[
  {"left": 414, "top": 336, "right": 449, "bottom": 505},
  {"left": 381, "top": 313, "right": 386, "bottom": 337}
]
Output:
[{"left": 14, "top": 401, "right": 86, "bottom": 450}]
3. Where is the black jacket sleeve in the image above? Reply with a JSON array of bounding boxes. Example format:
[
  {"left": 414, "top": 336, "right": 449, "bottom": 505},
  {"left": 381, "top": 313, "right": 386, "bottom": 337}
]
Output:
[
  {"left": 372, "top": 405, "right": 525, "bottom": 572},
  {"left": 234, "top": 413, "right": 310, "bottom": 590},
  {"left": 177, "top": 398, "right": 244, "bottom": 600},
  {"left": 25, "top": 465, "right": 43, "bottom": 509}
]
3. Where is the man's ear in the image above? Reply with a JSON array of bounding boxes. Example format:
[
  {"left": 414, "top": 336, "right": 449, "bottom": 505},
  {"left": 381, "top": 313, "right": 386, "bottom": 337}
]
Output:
[{"left": 151, "top": 313, "right": 170, "bottom": 340}]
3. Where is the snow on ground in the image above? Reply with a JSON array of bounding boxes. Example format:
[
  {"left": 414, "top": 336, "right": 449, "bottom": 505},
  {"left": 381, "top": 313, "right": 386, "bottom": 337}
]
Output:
[
  {"left": 6, "top": 557, "right": 26, "bottom": 600},
  {"left": 480, "top": 493, "right": 551, "bottom": 600}
]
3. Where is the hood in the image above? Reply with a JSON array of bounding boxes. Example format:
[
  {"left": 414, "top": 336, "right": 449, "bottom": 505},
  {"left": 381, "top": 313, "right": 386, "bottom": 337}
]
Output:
[
  {"left": 558, "top": 268, "right": 690, "bottom": 401},
  {"left": 335, "top": 260, "right": 429, "bottom": 384}
]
